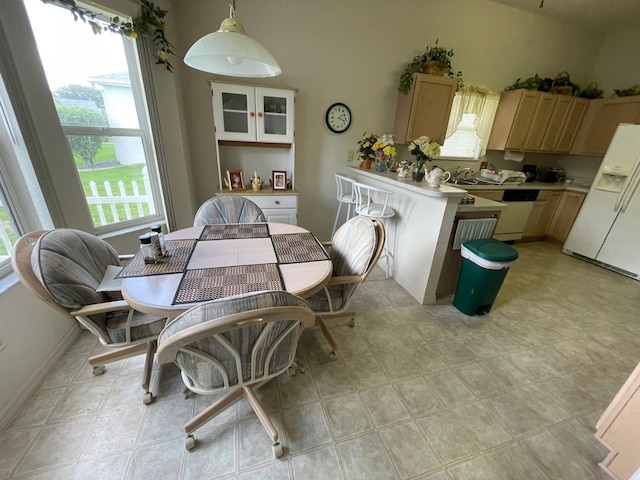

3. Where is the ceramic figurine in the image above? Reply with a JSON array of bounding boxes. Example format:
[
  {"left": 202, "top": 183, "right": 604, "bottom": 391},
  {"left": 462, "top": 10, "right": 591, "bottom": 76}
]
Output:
[{"left": 251, "top": 170, "right": 262, "bottom": 191}]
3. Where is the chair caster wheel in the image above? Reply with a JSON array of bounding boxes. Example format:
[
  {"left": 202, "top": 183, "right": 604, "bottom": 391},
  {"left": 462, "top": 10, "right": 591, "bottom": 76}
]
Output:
[
  {"left": 349, "top": 318, "right": 355, "bottom": 328},
  {"left": 92, "top": 366, "right": 105, "bottom": 376},
  {"left": 186, "top": 435, "right": 196, "bottom": 450},
  {"left": 272, "top": 442, "right": 283, "bottom": 458},
  {"left": 143, "top": 392, "right": 153, "bottom": 405},
  {"left": 287, "top": 367, "right": 296, "bottom": 377},
  {"left": 327, "top": 351, "right": 337, "bottom": 360}
]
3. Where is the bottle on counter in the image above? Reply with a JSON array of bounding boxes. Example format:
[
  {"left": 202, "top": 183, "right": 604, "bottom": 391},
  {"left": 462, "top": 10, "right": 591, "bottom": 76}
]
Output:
[
  {"left": 139, "top": 233, "right": 159, "bottom": 264},
  {"left": 150, "top": 224, "right": 166, "bottom": 256}
]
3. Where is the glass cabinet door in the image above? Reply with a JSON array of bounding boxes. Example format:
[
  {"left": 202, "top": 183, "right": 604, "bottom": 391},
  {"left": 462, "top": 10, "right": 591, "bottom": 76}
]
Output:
[
  {"left": 256, "top": 88, "right": 295, "bottom": 143},
  {"left": 212, "top": 84, "right": 256, "bottom": 141}
]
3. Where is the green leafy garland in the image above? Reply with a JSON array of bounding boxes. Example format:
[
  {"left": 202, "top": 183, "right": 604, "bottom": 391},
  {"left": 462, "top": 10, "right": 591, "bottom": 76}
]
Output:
[{"left": 41, "top": 0, "right": 174, "bottom": 72}]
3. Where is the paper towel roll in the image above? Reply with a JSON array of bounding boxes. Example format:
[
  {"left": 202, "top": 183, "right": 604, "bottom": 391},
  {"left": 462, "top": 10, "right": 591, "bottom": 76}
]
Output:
[{"left": 504, "top": 150, "right": 525, "bottom": 162}]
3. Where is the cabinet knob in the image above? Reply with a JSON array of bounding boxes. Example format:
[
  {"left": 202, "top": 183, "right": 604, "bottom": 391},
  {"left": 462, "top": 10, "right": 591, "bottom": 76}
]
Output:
[
  {"left": 258, "top": 112, "right": 263, "bottom": 118},
  {"left": 275, "top": 200, "right": 280, "bottom": 205},
  {"left": 250, "top": 112, "right": 255, "bottom": 117}
]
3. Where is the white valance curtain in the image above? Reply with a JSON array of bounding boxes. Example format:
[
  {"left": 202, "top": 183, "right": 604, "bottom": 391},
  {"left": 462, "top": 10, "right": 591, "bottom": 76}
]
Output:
[{"left": 444, "top": 86, "right": 500, "bottom": 157}]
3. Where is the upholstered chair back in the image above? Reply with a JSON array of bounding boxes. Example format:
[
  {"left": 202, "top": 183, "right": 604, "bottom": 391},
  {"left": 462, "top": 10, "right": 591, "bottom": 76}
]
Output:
[{"left": 193, "top": 196, "right": 266, "bottom": 226}]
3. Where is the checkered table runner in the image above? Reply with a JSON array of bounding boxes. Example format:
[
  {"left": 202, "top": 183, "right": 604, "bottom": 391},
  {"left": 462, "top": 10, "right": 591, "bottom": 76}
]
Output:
[
  {"left": 271, "top": 233, "right": 330, "bottom": 264},
  {"left": 116, "top": 239, "right": 196, "bottom": 278},
  {"left": 199, "top": 223, "right": 270, "bottom": 240},
  {"left": 172, "top": 263, "right": 284, "bottom": 304}
]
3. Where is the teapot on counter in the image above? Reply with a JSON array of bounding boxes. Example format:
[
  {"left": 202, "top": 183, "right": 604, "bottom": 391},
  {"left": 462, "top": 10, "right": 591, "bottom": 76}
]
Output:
[{"left": 426, "top": 166, "right": 451, "bottom": 188}]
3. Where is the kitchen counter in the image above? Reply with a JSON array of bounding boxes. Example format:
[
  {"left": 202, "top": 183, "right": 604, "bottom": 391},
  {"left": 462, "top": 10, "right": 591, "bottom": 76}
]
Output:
[{"left": 447, "top": 180, "right": 590, "bottom": 194}]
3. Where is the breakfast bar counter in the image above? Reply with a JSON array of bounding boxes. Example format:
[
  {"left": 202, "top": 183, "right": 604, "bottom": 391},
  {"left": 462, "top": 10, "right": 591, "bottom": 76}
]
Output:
[{"left": 347, "top": 166, "right": 493, "bottom": 304}]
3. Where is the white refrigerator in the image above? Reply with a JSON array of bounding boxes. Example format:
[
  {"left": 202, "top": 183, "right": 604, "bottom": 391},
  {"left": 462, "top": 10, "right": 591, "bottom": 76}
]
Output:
[{"left": 563, "top": 123, "right": 640, "bottom": 279}]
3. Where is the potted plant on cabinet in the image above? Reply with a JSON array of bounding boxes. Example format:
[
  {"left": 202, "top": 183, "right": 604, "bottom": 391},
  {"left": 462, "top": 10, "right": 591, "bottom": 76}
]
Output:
[{"left": 398, "top": 39, "right": 463, "bottom": 94}]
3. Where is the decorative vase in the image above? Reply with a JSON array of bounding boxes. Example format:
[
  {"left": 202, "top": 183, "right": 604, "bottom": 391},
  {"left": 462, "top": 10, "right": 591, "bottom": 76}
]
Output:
[
  {"left": 412, "top": 171, "right": 425, "bottom": 182},
  {"left": 359, "top": 158, "right": 373, "bottom": 170},
  {"left": 374, "top": 160, "right": 387, "bottom": 172},
  {"left": 422, "top": 60, "right": 446, "bottom": 76}
]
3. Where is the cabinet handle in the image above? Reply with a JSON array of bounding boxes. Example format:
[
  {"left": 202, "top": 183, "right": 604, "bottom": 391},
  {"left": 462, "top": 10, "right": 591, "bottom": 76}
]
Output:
[
  {"left": 258, "top": 112, "right": 263, "bottom": 118},
  {"left": 250, "top": 112, "right": 255, "bottom": 117},
  {"left": 275, "top": 200, "right": 280, "bottom": 205}
]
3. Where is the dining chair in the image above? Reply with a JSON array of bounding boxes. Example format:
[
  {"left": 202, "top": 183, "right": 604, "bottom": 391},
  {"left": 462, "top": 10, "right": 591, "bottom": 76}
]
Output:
[
  {"left": 193, "top": 195, "right": 266, "bottom": 226},
  {"left": 352, "top": 181, "right": 396, "bottom": 278},
  {"left": 156, "top": 291, "right": 315, "bottom": 456},
  {"left": 11, "top": 229, "right": 167, "bottom": 404},
  {"left": 304, "top": 215, "right": 385, "bottom": 359},
  {"left": 332, "top": 173, "right": 357, "bottom": 237}
]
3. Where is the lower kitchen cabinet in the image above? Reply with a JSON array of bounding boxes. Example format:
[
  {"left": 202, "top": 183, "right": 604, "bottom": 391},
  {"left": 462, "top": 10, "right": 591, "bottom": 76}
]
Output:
[
  {"left": 241, "top": 192, "right": 298, "bottom": 225},
  {"left": 595, "top": 361, "right": 640, "bottom": 479},
  {"left": 546, "top": 191, "right": 585, "bottom": 241},
  {"left": 522, "top": 191, "right": 561, "bottom": 239}
]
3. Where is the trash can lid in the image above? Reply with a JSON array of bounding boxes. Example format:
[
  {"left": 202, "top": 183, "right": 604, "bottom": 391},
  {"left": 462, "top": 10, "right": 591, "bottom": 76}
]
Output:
[{"left": 461, "top": 239, "right": 519, "bottom": 262}]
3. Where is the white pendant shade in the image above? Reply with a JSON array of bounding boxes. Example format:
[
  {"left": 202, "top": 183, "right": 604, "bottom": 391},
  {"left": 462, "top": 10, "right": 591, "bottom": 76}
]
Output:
[{"left": 184, "top": 30, "right": 281, "bottom": 77}]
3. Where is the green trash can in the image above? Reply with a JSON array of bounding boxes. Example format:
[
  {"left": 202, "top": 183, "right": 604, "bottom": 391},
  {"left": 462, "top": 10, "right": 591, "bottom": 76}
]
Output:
[{"left": 453, "top": 239, "right": 518, "bottom": 316}]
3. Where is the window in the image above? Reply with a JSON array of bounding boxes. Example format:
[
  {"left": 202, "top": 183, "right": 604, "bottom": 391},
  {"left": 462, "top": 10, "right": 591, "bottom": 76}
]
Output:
[
  {"left": 23, "top": 0, "right": 163, "bottom": 231},
  {"left": 440, "top": 86, "right": 500, "bottom": 160}
]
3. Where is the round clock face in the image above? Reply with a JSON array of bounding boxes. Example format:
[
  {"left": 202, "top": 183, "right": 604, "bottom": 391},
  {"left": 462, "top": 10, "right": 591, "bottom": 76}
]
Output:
[{"left": 325, "top": 103, "right": 352, "bottom": 133}]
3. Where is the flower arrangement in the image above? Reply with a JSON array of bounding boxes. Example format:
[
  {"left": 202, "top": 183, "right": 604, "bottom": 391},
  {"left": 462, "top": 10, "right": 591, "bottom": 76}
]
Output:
[
  {"left": 42, "top": 0, "right": 174, "bottom": 72},
  {"left": 356, "top": 132, "right": 379, "bottom": 161},
  {"left": 372, "top": 133, "right": 397, "bottom": 168},
  {"left": 408, "top": 136, "right": 441, "bottom": 172}
]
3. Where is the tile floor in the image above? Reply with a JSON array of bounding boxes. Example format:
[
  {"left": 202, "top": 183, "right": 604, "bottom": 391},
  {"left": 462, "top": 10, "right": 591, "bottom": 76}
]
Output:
[{"left": 2, "top": 241, "right": 639, "bottom": 479}]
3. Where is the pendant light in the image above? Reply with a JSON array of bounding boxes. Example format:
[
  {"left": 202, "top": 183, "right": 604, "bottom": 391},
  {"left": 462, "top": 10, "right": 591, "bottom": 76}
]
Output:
[{"left": 184, "top": 0, "right": 281, "bottom": 77}]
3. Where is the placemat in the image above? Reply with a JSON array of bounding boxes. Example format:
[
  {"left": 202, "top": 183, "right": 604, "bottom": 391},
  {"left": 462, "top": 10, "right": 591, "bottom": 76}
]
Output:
[
  {"left": 199, "top": 223, "right": 270, "bottom": 240},
  {"left": 173, "top": 263, "right": 283, "bottom": 304},
  {"left": 271, "top": 233, "right": 330, "bottom": 264},
  {"left": 116, "top": 239, "right": 196, "bottom": 278}
]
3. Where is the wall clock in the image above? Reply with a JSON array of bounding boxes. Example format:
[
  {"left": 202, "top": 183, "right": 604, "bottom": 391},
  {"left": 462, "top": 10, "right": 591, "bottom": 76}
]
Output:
[{"left": 325, "top": 102, "right": 352, "bottom": 133}]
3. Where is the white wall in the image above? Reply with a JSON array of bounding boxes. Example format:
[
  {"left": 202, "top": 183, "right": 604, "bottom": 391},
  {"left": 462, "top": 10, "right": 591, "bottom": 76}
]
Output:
[{"left": 174, "top": 0, "right": 608, "bottom": 241}]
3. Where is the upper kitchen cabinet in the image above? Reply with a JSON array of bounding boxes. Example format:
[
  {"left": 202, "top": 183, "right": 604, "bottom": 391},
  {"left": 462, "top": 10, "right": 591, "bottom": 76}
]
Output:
[
  {"left": 211, "top": 82, "right": 295, "bottom": 144},
  {"left": 552, "top": 98, "right": 590, "bottom": 153},
  {"left": 487, "top": 89, "right": 541, "bottom": 151},
  {"left": 393, "top": 73, "right": 456, "bottom": 145},
  {"left": 571, "top": 96, "right": 640, "bottom": 156},
  {"left": 523, "top": 92, "right": 557, "bottom": 150}
]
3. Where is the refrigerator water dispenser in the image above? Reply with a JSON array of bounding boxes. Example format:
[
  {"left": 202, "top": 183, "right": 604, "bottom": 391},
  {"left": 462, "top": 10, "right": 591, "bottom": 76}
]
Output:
[{"left": 596, "top": 173, "right": 628, "bottom": 193}]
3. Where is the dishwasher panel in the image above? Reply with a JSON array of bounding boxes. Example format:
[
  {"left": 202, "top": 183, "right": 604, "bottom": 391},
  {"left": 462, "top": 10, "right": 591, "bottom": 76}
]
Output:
[{"left": 493, "top": 190, "right": 539, "bottom": 241}]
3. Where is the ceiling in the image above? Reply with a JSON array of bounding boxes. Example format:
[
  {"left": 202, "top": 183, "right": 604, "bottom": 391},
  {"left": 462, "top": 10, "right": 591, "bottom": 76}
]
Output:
[{"left": 485, "top": 0, "right": 640, "bottom": 33}]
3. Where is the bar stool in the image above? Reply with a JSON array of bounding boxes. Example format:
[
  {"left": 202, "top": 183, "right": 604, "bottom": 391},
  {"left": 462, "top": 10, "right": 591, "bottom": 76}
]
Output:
[
  {"left": 352, "top": 181, "right": 395, "bottom": 278},
  {"left": 332, "top": 173, "right": 358, "bottom": 237}
]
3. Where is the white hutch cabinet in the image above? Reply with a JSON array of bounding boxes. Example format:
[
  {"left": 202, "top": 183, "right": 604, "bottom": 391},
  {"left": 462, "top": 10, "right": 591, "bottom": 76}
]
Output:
[{"left": 211, "top": 82, "right": 298, "bottom": 224}]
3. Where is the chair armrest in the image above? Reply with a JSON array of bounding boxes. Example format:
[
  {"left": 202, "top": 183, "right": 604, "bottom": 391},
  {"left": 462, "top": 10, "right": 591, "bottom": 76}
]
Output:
[
  {"left": 321, "top": 241, "right": 332, "bottom": 247},
  {"left": 119, "top": 254, "right": 135, "bottom": 263},
  {"left": 71, "top": 300, "right": 131, "bottom": 316},
  {"left": 326, "top": 275, "right": 362, "bottom": 286}
]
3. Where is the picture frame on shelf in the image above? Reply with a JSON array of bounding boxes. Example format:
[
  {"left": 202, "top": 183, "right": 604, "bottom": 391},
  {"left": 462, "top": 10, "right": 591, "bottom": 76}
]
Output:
[
  {"left": 226, "top": 170, "right": 245, "bottom": 191},
  {"left": 272, "top": 171, "right": 287, "bottom": 190}
]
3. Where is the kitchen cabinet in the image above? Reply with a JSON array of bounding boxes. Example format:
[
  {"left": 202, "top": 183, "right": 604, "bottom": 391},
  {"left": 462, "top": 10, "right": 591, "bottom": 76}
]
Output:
[
  {"left": 522, "top": 190, "right": 561, "bottom": 239},
  {"left": 546, "top": 191, "right": 585, "bottom": 241},
  {"left": 595, "top": 361, "right": 640, "bottom": 480},
  {"left": 487, "top": 89, "right": 541, "bottom": 151},
  {"left": 393, "top": 73, "right": 457, "bottom": 144},
  {"left": 523, "top": 93, "right": 557, "bottom": 150},
  {"left": 211, "top": 82, "right": 298, "bottom": 224},
  {"left": 571, "top": 96, "right": 640, "bottom": 155},
  {"left": 211, "top": 82, "right": 295, "bottom": 143},
  {"left": 554, "top": 98, "right": 590, "bottom": 152},
  {"left": 243, "top": 193, "right": 298, "bottom": 224}
]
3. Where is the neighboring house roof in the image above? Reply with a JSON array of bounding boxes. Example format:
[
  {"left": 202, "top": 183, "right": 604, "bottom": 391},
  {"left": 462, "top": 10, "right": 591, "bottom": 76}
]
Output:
[
  {"left": 54, "top": 97, "right": 102, "bottom": 113},
  {"left": 89, "top": 72, "right": 131, "bottom": 87}
]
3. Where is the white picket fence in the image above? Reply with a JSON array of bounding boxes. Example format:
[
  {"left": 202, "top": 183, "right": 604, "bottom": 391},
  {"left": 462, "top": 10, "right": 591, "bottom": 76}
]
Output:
[{"left": 87, "top": 179, "right": 155, "bottom": 226}]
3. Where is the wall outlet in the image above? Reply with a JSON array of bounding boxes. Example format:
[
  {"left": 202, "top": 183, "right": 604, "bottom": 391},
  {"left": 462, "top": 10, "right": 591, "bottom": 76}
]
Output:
[
  {"left": 347, "top": 151, "right": 354, "bottom": 162},
  {"left": 0, "top": 339, "right": 5, "bottom": 354}
]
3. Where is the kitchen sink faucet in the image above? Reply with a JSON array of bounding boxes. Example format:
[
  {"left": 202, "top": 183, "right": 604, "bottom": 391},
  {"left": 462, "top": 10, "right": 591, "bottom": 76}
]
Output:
[{"left": 451, "top": 166, "right": 474, "bottom": 182}]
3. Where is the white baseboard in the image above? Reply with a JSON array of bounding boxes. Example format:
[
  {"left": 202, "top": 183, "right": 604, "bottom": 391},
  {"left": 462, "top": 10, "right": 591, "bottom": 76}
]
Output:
[{"left": 0, "top": 325, "right": 80, "bottom": 431}]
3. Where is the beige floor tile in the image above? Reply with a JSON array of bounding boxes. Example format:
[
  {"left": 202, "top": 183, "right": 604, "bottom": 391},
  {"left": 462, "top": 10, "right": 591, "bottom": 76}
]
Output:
[
  {"left": 49, "top": 378, "right": 113, "bottom": 423},
  {"left": 6, "top": 387, "right": 66, "bottom": 431},
  {"left": 376, "top": 351, "right": 422, "bottom": 381},
  {"left": 431, "top": 340, "right": 476, "bottom": 367},
  {"left": 311, "top": 362, "right": 356, "bottom": 398},
  {"left": 345, "top": 355, "right": 389, "bottom": 390},
  {"left": 238, "top": 459, "right": 290, "bottom": 479},
  {"left": 278, "top": 370, "right": 320, "bottom": 408},
  {"left": 282, "top": 403, "right": 332, "bottom": 454},
  {"left": 80, "top": 404, "right": 146, "bottom": 460},
  {"left": 477, "top": 356, "right": 529, "bottom": 388},
  {"left": 183, "top": 424, "right": 236, "bottom": 479},
  {"left": 336, "top": 433, "right": 396, "bottom": 480},
  {"left": 549, "top": 419, "right": 610, "bottom": 470},
  {"left": 482, "top": 443, "right": 547, "bottom": 480},
  {"left": 38, "top": 354, "right": 87, "bottom": 390},
  {"left": 453, "top": 363, "right": 505, "bottom": 398},
  {"left": 536, "top": 375, "right": 602, "bottom": 415},
  {"left": 446, "top": 455, "right": 499, "bottom": 480},
  {"left": 360, "top": 329, "right": 400, "bottom": 354},
  {"left": 323, "top": 393, "right": 373, "bottom": 441},
  {"left": 379, "top": 422, "right": 439, "bottom": 479},
  {"left": 519, "top": 431, "right": 598, "bottom": 480},
  {"left": 0, "top": 428, "right": 41, "bottom": 478},
  {"left": 332, "top": 332, "right": 372, "bottom": 360},
  {"left": 416, "top": 411, "right": 478, "bottom": 465},
  {"left": 394, "top": 377, "right": 442, "bottom": 417},
  {"left": 412, "top": 319, "right": 450, "bottom": 344},
  {"left": 127, "top": 436, "right": 185, "bottom": 480},
  {"left": 359, "top": 385, "right": 410, "bottom": 428},
  {"left": 238, "top": 415, "right": 286, "bottom": 470},
  {"left": 423, "top": 370, "right": 476, "bottom": 407},
  {"left": 291, "top": 445, "right": 344, "bottom": 480},
  {"left": 404, "top": 344, "right": 448, "bottom": 374},
  {"left": 137, "top": 395, "right": 195, "bottom": 445},
  {"left": 449, "top": 402, "right": 512, "bottom": 450},
  {"left": 69, "top": 451, "right": 131, "bottom": 480}
]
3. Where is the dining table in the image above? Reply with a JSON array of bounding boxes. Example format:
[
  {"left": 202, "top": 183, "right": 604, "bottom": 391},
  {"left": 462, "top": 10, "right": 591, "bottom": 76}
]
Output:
[{"left": 120, "top": 222, "right": 333, "bottom": 318}]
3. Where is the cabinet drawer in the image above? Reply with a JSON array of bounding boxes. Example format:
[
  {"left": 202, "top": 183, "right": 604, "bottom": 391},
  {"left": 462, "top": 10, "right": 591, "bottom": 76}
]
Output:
[{"left": 242, "top": 194, "right": 297, "bottom": 210}]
